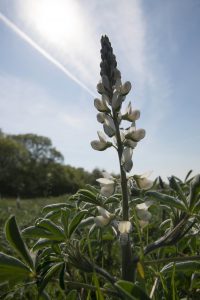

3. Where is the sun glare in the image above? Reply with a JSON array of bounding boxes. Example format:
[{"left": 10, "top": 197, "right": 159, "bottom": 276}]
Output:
[{"left": 29, "top": 0, "right": 80, "bottom": 44}]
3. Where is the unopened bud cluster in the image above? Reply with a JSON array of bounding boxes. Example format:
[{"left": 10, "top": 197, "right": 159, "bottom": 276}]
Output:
[{"left": 91, "top": 35, "right": 146, "bottom": 173}]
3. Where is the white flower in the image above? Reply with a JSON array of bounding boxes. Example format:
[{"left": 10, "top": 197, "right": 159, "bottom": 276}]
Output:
[
  {"left": 125, "top": 127, "right": 146, "bottom": 142},
  {"left": 94, "top": 206, "right": 114, "bottom": 227},
  {"left": 94, "top": 216, "right": 110, "bottom": 227},
  {"left": 112, "top": 90, "right": 124, "bottom": 111},
  {"left": 96, "top": 81, "right": 105, "bottom": 94},
  {"left": 118, "top": 221, "right": 132, "bottom": 234},
  {"left": 120, "top": 81, "right": 132, "bottom": 96},
  {"left": 96, "top": 177, "right": 115, "bottom": 197},
  {"left": 122, "top": 102, "right": 140, "bottom": 122},
  {"left": 134, "top": 172, "right": 153, "bottom": 189},
  {"left": 97, "top": 206, "right": 112, "bottom": 219},
  {"left": 103, "top": 115, "right": 116, "bottom": 137},
  {"left": 96, "top": 112, "right": 106, "bottom": 123},
  {"left": 122, "top": 147, "right": 133, "bottom": 172},
  {"left": 91, "top": 131, "right": 112, "bottom": 151},
  {"left": 124, "top": 139, "right": 137, "bottom": 149},
  {"left": 94, "top": 98, "right": 110, "bottom": 113},
  {"left": 136, "top": 201, "right": 153, "bottom": 223}
]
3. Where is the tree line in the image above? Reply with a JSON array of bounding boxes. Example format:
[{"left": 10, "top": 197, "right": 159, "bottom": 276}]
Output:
[{"left": 0, "top": 130, "right": 102, "bottom": 198}]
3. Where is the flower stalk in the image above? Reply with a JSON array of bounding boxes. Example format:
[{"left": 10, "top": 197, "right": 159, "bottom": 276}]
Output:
[{"left": 91, "top": 35, "right": 145, "bottom": 281}]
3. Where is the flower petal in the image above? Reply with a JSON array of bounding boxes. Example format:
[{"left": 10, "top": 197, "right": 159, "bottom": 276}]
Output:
[
  {"left": 96, "top": 178, "right": 114, "bottom": 185},
  {"left": 121, "top": 81, "right": 131, "bottom": 96},
  {"left": 97, "top": 206, "right": 112, "bottom": 219},
  {"left": 118, "top": 221, "right": 132, "bottom": 234},
  {"left": 94, "top": 216, "right": 110, "bottom": 227},
  {"left": 100, "top": 184, "right": 115, "bottom": 197},
  {"left": 97, "top": 113, "right": 105, "bottom": 123}
]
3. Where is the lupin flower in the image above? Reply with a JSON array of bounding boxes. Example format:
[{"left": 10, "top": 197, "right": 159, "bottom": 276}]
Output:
[
  {"left": 136, "top": 201, "right": 153, "bottom": 227},
  {"left": 122, "top": 102, "right": 140, "bottom": 122},
  {"left": 120, "top": 81, "right": 132, "bottom": 96},
  {"left": 125, "top": 127, "right": 146, "bottom": 142},
  {"left": 91, "top": 131, "right": 112, "bottom": 151},
  {"left": 96, "top": 112, "right": 106, "bottom": 123},
  {"left": 112, "top": 90, "right": 125, "bottom": 111},
  {"left": 121, "top": 147, "right": 133, "bottom": 172},
  {"left": 134, "top": 172, "right": 153, "bottom": 189},
  {"left": 103, "top": 115, "right": 116, "bottom": 137},
  {"left": 94, "top": 98, "right": 110, "bottom": 113},
  {"left": 94, "top": 206, "right": 114, "bottom": 227},
  {"left": 96, "top": 172, "right": 115, "bottom": 197}
]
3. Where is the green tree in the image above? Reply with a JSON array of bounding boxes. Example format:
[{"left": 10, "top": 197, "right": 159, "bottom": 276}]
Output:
[{"left": 0, "top": 136, "right": 29, "bottom": 196}]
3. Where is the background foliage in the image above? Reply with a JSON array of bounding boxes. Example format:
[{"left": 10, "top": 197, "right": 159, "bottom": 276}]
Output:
[{"left": 0, "top": 130, "right": 102, "bottom": 198}]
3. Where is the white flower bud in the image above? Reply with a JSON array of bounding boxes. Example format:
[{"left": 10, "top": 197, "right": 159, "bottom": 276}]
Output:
[
  {"left": 112, "top": 90, "right": 123, "bottom": 111},
  {"left": 91, "top": 131, "right": 112, "bottom": 151},
  {"left": 121, "top": 81, "right": 131, "bottom": 96},
  {"left": 94, "top": 98, "right": 110, "bottom": 113},
  {"left": 122, "top": 102, "right": 140, "bottom": 122},
  {"left": 97, "top": 113, "right": 105, "bottom": 123},
  {"left": 102, "top": 75, "right": 111, "bottom": 91},
  {"left": 103, "top": 115, "right": 116, "bottom": 137},
  {"left": 125, "top": 128, "right": 146, "bottom": 142},
  {"left": 90, "top": 140, "right": 110, "bottom": 151},
  {"left": 122, "top": 147, "right": 133, "bottom": 172},
  {"left": 124, "top": 139, "right": 137, "bottom": 149},
  {"left": 97, "top": 82, "right": 105, "bottom": 94}
]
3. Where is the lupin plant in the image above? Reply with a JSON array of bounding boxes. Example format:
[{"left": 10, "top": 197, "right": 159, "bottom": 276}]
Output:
[
  {"left": 0, "top": 36, "right": 200, "bottom": 300},
  {"left": 91, "top": 35, "right": 145, "bottom": 281}
]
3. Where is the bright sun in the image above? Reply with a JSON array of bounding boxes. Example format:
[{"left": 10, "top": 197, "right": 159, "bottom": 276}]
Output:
[{"left": 29, "top": 0, "right": 80, "bottom": 44}]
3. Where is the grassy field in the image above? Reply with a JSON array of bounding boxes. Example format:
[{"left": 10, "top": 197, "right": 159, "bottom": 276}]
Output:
[{"left": 0, "top": 195, "right": 68, "bottom": 253}]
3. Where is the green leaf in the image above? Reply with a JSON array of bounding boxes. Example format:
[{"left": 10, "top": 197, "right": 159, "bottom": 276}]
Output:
[
  {"left": 78, "top": 217, "right": 94, "bottom": 228},
  {"left": 32, "top": 239, "right": 60, "bottom": 251},
  {"left": 78, "top": 189, "right": 102, "bottom": 206},
  {"left": 42, "top": 203, "right": 73, "bottom": 214},
  {"left": 188, "top": 174, "right": 200, "bottom": 210},
  {"left": 145, "top": 191, "right": 186, "bottom": 211},
  {"left": 115, "top": 280, "right": 150, "bottom": 300},
  {"left": 0, "top": 252, "right": 31, "bottom": 284},
  {"left": 39, "top": 262, "right": 63, "bottom": 294},
  {"left": 66, "top": 290, "right": 78, "bottom": 300},
  {"left": 44, "top": 210, "right": 62, "bottom": 221},
  {"left": 22, "top": 226, "right": 54, "bottom": 239},
  {"left": 59, "top": 263, "right": 65, "bottom": 290},
  {"left": 5, "top": 215, "right": 34, "bottom": 269},
  {"left": 184, "top": 170, "right": 193, "bottom": 182},
  {"left": 161, "top": 261, "right": 200, "bottom": 275},
  {"left": 61, "top": 208, "right": 70, "bottom": 238},
  {"left": 69, "top": 210, "right": 88, "bottom": 237},
  {"left": 105, "top": 195, "right": 121, "bottom": 205},
  {"left": 169, "top": 176, "right": 188, "bottom": 207},
  {"left": 36, "top": 219, "right": 65, "bottom": 241}
]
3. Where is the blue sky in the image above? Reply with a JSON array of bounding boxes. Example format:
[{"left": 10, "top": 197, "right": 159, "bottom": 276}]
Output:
[{"left": 0, "top": 0, "right": 199, "bottom": 180}]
